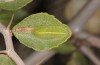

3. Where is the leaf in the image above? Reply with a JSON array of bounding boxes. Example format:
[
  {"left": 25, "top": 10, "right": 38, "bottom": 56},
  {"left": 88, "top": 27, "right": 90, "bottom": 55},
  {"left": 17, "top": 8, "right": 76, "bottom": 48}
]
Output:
[
  {"left": 0, "top": 54, "right": 16, "bottom": 65},
  {"left": 0, "top": 9, "right": 28, "bottom": 26},
  {"left": 0, "top": 11, "right": 13, "bottom": 26},
  {"left": 0, "top": 0, "right": 32, "bottom": 10},
  {"left": 53, "top": 41, "right": 76, "bottom": 54},
  {"left": 67, "top": 52, "right": 87, "bottom": 65},
  {"left": 12, "top": 13, "right": 72, "bottom": 51}
]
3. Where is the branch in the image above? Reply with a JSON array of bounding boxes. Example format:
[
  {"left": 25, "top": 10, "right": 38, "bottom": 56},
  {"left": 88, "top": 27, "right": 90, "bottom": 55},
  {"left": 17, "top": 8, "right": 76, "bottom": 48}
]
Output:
[
  {"left": 0, "top": 23, "right": 6, "bottom": 33},
  {"left": 68, "top": 0, "right": 100, "bottom": 65},
  {"left": 24, "top": 51, "right": 55, "bottom": 65},
  {"left": 69, "top": 0, "right": 100, "bottom": 33},
  {"left": 87, "top": 35, "right": 100, "bottom": 48},
  {"left": 0, "top": 22, "right": 25, "bottom": 65},
  {"left": 80, "top": 45, "right": 100, "bottom": 65},
  {"left": 76, "top": 32, "right": 100, "bottom": 48},
  {"left": 0, "top": 50, "right": 7, "bottom": 54}
]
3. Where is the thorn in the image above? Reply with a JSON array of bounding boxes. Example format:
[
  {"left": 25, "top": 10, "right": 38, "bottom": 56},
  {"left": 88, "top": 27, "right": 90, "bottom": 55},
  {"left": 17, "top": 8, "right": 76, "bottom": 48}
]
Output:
[{"left": 7, "top": 14, "right": 14, "bottom": 30}]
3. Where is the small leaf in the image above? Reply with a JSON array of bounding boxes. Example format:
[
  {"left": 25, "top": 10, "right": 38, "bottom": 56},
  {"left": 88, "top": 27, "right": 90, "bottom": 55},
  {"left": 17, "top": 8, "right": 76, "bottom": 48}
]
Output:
[
  {"left": 0, "top": 54, "right": 16, "bottom": 65},
  {"left": 12, "top": 13, "right": 72, "bottom": 51},
  {"left": 0, "top": 0, "right": 32, "bottom": 10},
  {"left": 0, "top": 9, "right": 28, "bottom": 26},
  {"left": 53, "top": 42, "right": 76, "bottom": 54},
  {"left": 0, "top": 11, "right": 13, "bottom": 23},
  {"left": 67, "top": 52, "right": 87, "bottom": 65}
]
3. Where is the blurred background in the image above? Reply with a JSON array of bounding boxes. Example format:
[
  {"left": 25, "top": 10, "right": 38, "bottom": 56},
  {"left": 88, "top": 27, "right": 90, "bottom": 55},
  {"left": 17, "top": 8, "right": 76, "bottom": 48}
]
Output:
[{"left": 0, "top": 0, "right": 100, "bottom": 65}]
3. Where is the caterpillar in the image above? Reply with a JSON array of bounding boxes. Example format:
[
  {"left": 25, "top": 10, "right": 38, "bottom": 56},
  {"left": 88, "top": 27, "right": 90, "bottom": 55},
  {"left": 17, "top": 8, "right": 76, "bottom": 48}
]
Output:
[{"left": 32, "top": 25, "right": 71, "bottom": 39}]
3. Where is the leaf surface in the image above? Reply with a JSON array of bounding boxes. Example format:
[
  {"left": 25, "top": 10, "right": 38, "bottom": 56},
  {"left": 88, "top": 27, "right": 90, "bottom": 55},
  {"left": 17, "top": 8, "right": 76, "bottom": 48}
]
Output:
[
  {"left": 67, "top": 52, "right": 87, "bottom": 65},
  {"left": 0, "top": 54, "right": 16, "bottom": 65},
  {"left": 0, "top": 0, "right": 32, "bottom": 10},
  {"left": 54, "top": 42, "right": 75, "bottom": 54}
]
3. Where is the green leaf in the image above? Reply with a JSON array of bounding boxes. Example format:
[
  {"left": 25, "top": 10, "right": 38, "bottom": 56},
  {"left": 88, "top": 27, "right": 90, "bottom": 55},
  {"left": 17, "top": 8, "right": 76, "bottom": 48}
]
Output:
[
  {"left": 12, "top": 13, "right": 72, "bottom": 51},
  {"left": 0, "top": 54, "right": 16, "bottom": 65},
  {"left": 0, "top": 11, "right": 13, "bottom": 25},
  {"left": 0, "top": 0, "right": 32, "bottom": 10},
  {"left": 0, "top": 9, "right": 28, "bottom": 26},
  {"left": 53, "top": 42, "right": 76, "bottom": 54},
  {"left": 67, "top": 52, "right": 87, "bottom": 65}
]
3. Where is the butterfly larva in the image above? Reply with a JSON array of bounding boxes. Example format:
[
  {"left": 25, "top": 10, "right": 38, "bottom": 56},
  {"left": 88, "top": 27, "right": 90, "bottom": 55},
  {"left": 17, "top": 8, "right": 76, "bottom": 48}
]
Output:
[{"left": 32, "top": 24, "right": 71, "bottom": 39}]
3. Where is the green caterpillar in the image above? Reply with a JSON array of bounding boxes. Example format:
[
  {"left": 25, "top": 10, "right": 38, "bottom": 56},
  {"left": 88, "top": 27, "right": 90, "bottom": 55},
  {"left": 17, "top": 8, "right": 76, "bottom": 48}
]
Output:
[{"left": 32, "top": 24, "right": 71, "bottom": 39}]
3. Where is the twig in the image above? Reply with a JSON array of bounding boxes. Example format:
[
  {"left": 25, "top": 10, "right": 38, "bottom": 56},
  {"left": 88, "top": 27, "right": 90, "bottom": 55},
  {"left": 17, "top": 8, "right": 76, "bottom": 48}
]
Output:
[
  {"left": 24, "top": 51, "right": 55, "bottom": 65},
  {"left": 0, "top": 50, "right": 7, "bottom": 54},
  {"left": 68, "top": 0, "right": 100, "bottom": 64},
  {"left": 76, "top": 32, "right": 100, "bottom": 48},
  {"left": 70, "top": 33, "right": 100, "bottom": 65},
  {"left": 3, "top": 29, "right": 25, "bottom": 65},
  {"left": 0, "top": 23, "right": 6, "bottom": 32},
  {"left": 0, "top": 22, "right": 25, "bottom": 64},
  {"left": 80, "top": 45, "right": 100, "bottom": 65},
  {"left": 69, "top": 0, "right": 100, "bottom": 33},
  {"left": 87, "top": 35, "right": 100, "bottom": 48},
  {"left": 78, "top": 32, "right": 100, "bottom": 48}
]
